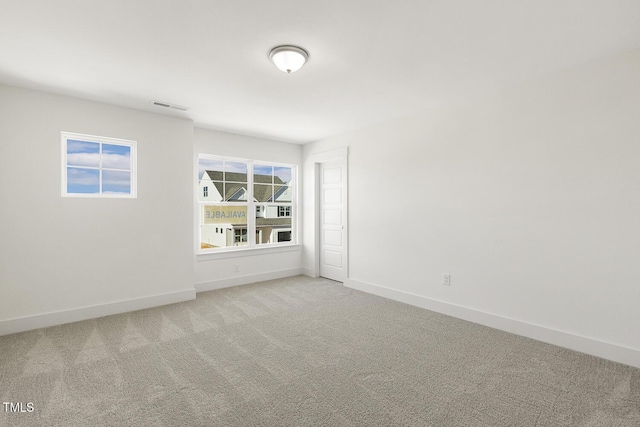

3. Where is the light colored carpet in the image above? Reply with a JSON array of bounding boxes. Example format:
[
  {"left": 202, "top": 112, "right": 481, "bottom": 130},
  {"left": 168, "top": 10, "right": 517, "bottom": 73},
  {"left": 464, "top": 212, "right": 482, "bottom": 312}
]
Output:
[{"left": 1, "top": 275, "right": 639, "bottom": 426}]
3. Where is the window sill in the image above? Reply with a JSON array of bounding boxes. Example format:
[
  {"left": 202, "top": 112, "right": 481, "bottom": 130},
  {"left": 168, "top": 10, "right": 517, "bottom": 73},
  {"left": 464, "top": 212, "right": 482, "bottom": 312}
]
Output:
[{"left": 196, "top": 244, "right": 301, "bottom": 261}]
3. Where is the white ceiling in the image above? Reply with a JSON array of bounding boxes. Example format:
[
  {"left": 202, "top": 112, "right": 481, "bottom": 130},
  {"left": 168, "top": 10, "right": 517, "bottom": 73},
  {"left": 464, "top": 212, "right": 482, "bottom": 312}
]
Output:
[{"left": 2, "top": 1, "right": 640, "bottom": 144}]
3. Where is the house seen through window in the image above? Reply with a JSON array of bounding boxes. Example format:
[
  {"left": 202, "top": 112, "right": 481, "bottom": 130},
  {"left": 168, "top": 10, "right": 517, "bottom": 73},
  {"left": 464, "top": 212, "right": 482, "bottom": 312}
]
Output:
[{"left": 198, "top": 155, "right": 295, "bottom": 252}]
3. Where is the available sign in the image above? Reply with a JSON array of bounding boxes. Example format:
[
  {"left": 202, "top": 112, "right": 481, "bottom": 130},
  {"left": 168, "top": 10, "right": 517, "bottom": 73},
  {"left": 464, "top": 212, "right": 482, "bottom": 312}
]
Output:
[{"left": 203, "top": 206, "right": 247, "bottom": 224}]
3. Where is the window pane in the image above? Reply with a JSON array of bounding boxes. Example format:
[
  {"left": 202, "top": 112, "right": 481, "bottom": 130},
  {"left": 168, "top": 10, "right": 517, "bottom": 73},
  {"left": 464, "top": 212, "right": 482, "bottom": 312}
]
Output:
[
  {"left": 274, "top": 184, "right": 291, "bottom": 203},
  {"left": 67, "top": 140, "right": 100, "bottom": 167},
  {"left": 225, "top": 183, "right": 247, "bottom": 202},
  {"left": 102, "top": 170, "right": 131, "bottom": 194},
  {"left": 199, "top": 158, "right": 223, "bottom": 181},
  {"left": 201, "top": 205, "right": 248, "bottom": 249},
  {"left": 102, "top": 144, "right": 131, "bottom": 170},
  {"left": 274, "top": 166, "right": 292, "bottom": 185},
  {"left": 254, "top": 184, "right": 273, "bottom": 202},
  {"left": 67, "top": 167, "right": 99, "bottom": 194},
  {"left": 253, "top": 164, "right": 273, "bottom": 184},
  {"left": 199, "top": 159, "right": 223, "bottom": 202}
]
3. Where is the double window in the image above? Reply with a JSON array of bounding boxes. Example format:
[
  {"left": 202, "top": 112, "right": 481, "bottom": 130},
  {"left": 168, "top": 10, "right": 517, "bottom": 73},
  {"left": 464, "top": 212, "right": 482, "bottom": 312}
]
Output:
[
  {"left": 61, "top": 132, "right": 136, "bottom": 198},
  {"left": 198, "top": 154, "right": 295, "bottom": 252}
]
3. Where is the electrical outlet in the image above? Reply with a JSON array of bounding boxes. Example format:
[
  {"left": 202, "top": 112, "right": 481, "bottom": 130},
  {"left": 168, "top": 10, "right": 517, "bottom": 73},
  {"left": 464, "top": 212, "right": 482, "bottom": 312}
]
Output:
[{"left": 443, "top": 274, "right": 451, "bottom": 286}]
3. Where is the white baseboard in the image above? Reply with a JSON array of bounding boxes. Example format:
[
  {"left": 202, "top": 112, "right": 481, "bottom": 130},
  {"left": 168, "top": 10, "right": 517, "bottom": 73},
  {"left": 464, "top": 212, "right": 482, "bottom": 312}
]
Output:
[
  {"left": 345, "top": 278, "right": 640, "bottom": 369},
  {"left": 0, "top": 288, "right": 196, "bottom": 337},
  {"left": 195, "top": 268, "right": 303, "bottom": 293}
]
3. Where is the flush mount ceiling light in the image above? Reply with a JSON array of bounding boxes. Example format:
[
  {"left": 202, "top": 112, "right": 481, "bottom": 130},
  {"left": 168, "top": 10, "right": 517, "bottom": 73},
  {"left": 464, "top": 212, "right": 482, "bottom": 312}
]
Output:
[{"left": 268, "top": 45, "right": 309, "bottom": 74}]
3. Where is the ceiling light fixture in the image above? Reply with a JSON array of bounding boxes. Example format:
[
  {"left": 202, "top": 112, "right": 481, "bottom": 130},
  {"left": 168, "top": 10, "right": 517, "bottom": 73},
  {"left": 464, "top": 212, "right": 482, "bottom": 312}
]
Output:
[{"left": 268, "top": 45, "right": 309, "bottom": 74}]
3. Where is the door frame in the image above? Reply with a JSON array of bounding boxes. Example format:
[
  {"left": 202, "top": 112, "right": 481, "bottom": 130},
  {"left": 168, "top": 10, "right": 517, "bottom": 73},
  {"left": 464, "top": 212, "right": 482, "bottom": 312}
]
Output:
[{"left": 312, "top": 147, "right": 348, "bottom": 281}]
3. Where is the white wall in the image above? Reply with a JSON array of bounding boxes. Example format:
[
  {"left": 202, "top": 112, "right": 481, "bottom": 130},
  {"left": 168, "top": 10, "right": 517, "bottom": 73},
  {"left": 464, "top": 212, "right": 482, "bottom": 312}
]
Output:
[
  {"left": 194, "top": 128, "right": 302, "bottom": 291},
  {"left": 0, "top": 84, "right": 195, "bottom": 333},
  {"left": 302, "top": 48, "right": 640, "bottom": 367}
]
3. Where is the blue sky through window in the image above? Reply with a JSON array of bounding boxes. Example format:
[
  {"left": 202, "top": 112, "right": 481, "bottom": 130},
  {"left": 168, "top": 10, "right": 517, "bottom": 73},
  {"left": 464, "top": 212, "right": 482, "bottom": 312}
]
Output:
[
  {"left": 67, "top": 167, "right": 99, "bottom": 193},
  {"left": 199, "top": 158, "right": 292, "bottom": 186},
  {"left": 102, "top": 144, "right": 131, "bottom": 169},
  {"left": 103, "top": 170, "right": 131, "bottom": 193},
  {"left": 67, "top": 140, "right": 99, "bottom": 167},
  {"left": 198, "top": 158, "right": 224, "bottom": 179},
  {"left": 225, "top": 161, "right": 247, "bottom": 175},
  {"left": 253, "top": 164, "right": 273, "bottom": 176},
  {"left": 274, "top": 166, "right": 292, "bottom": 184},
  {"left": 65, "top": 138, "right": 133, "bottom": 195}
]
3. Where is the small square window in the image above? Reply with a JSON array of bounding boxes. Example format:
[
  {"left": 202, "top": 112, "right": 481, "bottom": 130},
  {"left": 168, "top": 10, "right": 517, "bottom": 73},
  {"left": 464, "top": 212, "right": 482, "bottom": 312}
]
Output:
[
  {"left": 234, "top": 228, "right": 248, "bottom": 245},
  {"left": 62, "top": 132, "right": 136, "bottom": 198},
  {"left": 278, "top": 206, "right": 291, "bottom": 217}
]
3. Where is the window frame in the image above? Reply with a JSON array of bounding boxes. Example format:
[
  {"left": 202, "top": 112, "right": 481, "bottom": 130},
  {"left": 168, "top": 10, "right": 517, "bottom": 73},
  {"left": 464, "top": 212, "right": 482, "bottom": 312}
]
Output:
[
  {"left": 61, "top": 131, "right": 137, "bottom": 198},
  {"left": 197, "top": 154, "right": 297, "bottom": 255}
]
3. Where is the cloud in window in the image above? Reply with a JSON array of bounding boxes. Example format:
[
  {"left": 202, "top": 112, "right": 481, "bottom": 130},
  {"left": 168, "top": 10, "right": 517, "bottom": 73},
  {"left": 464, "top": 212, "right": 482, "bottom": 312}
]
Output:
[
  {"left": 103, "top": 170, "right": 131, "bottom": 193},
  {"left": 67, "top": 167, "right": 99, "bottom": 185},
  {"left": 67, "top": 152, "right": 100, "bottom": 167},
  {"left": 101, "top": 153, "right": 130, "bottom": 169},
  {"left": 67, "top": 141, "right": 130, "bottom": 169},
  {"left": 102, "top": 144, "right": 131, "bottom": 169}
]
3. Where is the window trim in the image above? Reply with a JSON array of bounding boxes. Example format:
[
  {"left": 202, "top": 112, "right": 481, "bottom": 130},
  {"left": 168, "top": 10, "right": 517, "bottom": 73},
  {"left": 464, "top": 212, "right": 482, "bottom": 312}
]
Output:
[
  {"left": 196, "top": 154, "right": 297, "bottom": 255},
  {"left": 61, "top": 131, "right": 137, "bottom": 198},
  {"left": 196, "top": 242, "right": 300, "bottom": 261}
]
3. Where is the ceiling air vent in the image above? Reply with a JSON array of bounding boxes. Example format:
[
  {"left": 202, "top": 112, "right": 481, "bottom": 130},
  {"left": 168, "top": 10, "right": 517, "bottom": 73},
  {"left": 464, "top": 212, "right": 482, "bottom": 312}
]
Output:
[{"left": 152, "top": 101, "right": 189, "bottom": 111}]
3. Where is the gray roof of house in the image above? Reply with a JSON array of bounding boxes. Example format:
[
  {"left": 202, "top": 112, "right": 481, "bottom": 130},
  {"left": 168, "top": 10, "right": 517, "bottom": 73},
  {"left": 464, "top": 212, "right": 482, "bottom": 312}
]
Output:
[{"left": 204, "top": 170, "right": 288, "bottom": 202}]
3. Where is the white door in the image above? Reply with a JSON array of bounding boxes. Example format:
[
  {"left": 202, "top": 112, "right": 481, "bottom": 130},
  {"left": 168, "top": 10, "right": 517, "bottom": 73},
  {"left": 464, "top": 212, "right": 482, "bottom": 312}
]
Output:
[{"left": 320, "top": 159, "right": 347, "bottom": 282}]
